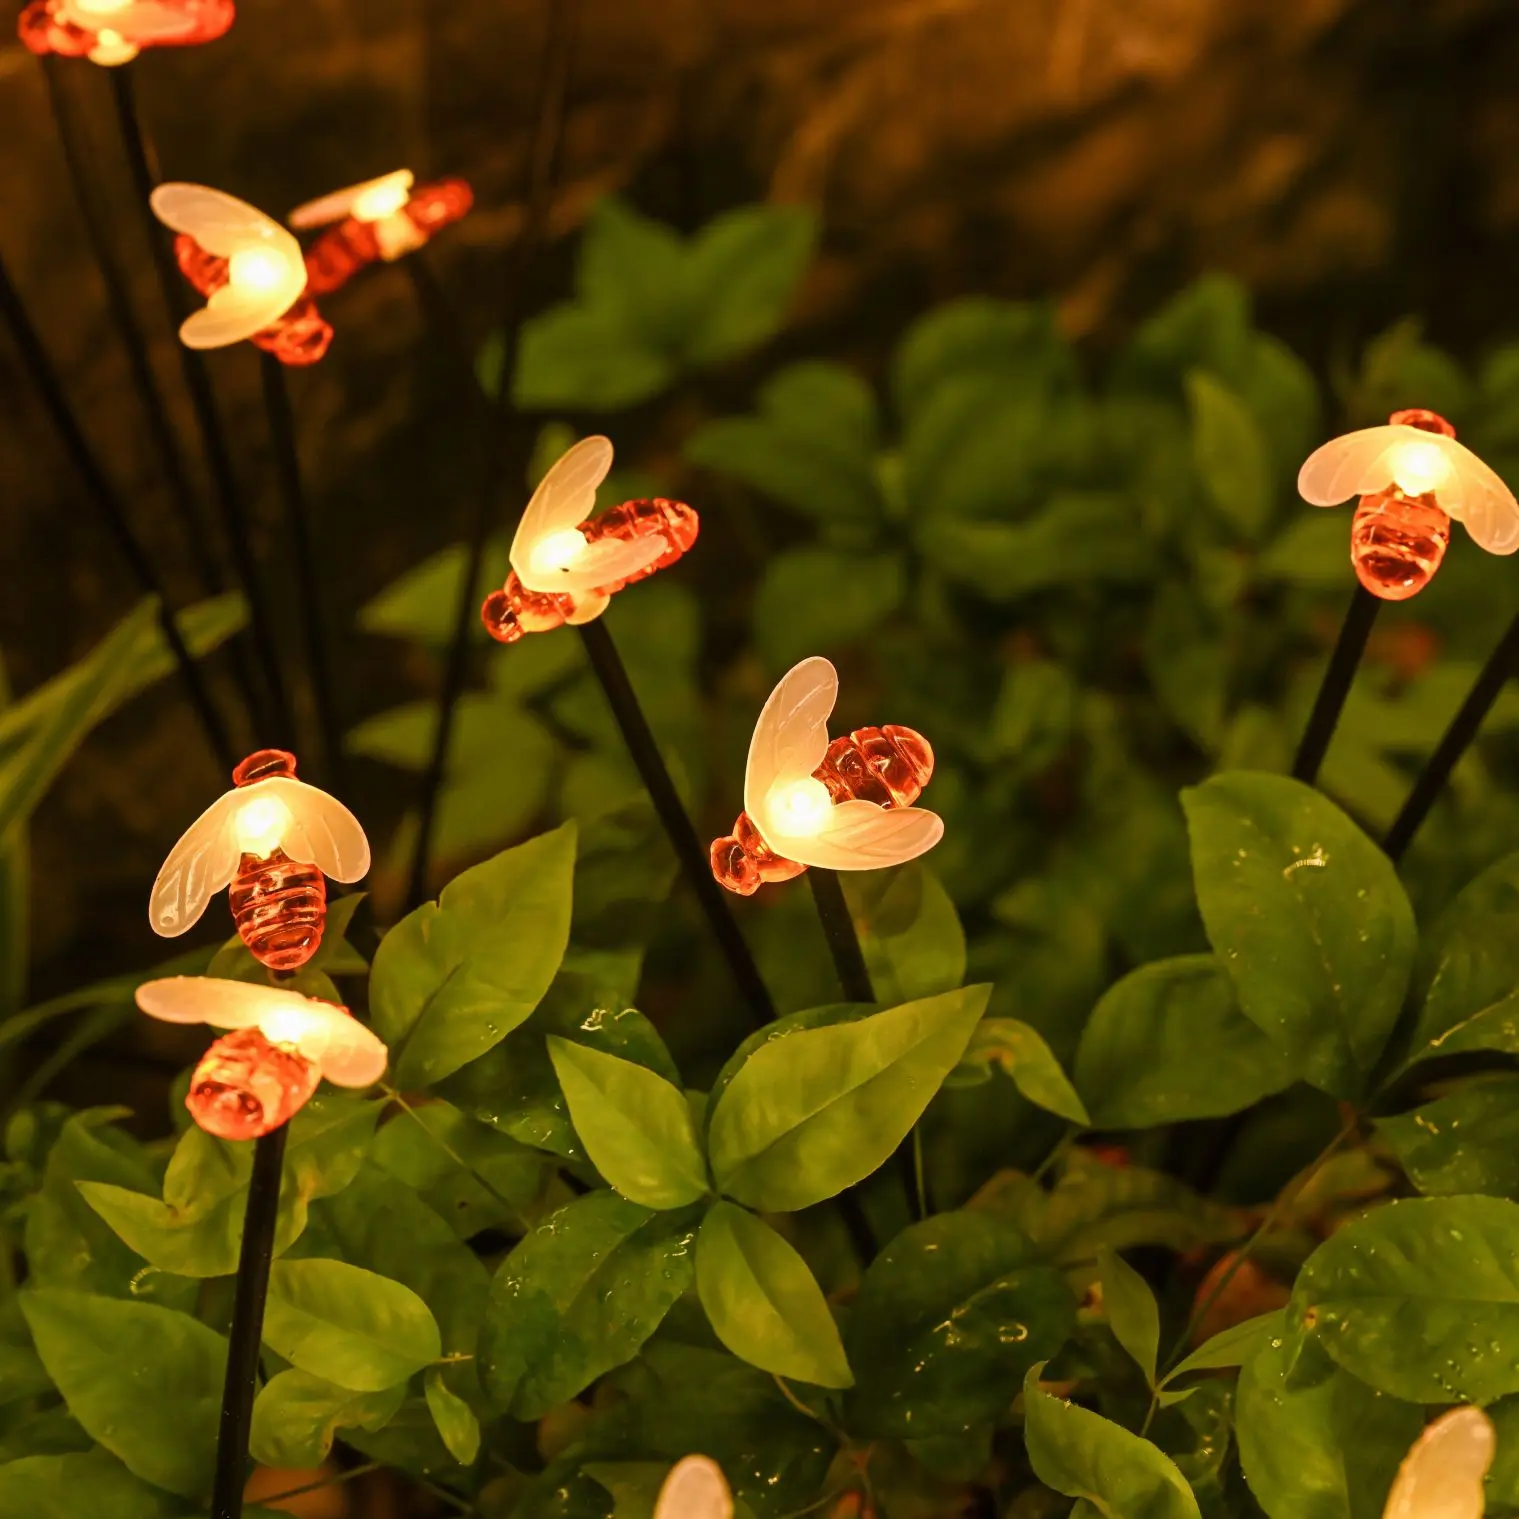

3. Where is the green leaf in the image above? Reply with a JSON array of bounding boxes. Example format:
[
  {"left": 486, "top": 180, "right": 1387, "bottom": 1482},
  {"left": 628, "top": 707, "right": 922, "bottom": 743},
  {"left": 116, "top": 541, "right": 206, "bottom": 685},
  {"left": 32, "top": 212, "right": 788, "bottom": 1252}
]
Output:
[
  {"left": 954, "top": 1019, "right": 1090, "bottom": 1125},
  {"left": 1487, "top": 1394, "right": 1519, "bottom": 1507},
  {"left": 481, "top": 1190, "right": 697, "bottom": 1418},
  {"left": 1258, "top": 514, "right": 1350, "bottom": 589},
  {"left": 371, "top": 823, "right": 575, "bottom": 1087},
  {"left": 1288, "top": 1195, "right": 1519, "bottom": 1402},
  {"left": 1074, "top": 955, "right": 1295, "bottom": 1129},
  {"left": 683, "top": 205, "right": 816, "bottom": 364},
  {"left": 843, "top": 1210, "right": 1074, "bottom": 1437},
  {"left": 752, "top": 549, "right": 904, "bottom": 671},
  {"left": 356, "top": 537, "right": 511, "bottom": 646},
  {"left": 1235, "top": 1332, "right": 1420, "bottom": 1519},
  {"left": 547, "top": 1037, "right": 707, "bottom": 1208},
  {"left": 696, "top": 1201, "right": 852, "bottom": 1389},
  {"left": 1186, "top": 371, "right": 1273, "bottom": 541},
  {"left": 1182, "top": 773, "right": 1415, "bottom": 1098},
  {"left": 843, "top": 864, "right": 966, "bottom": 1004},
  {"left": 987, "top": 659, "right": 1078, "bottom": 771},
  {"left": 514, "top": 304, "right": 675, "bottom": 411},
  {"left": 0, "top": 1451, "right": 176, "bottom": 1519},
  {"left": 263, "top": 1259, "right": 442, "bottom": 1392},
  {"left": 425, "top": 1367, "right": 481, "bottom": 1465},
  {"left": 1143, "top": 584, "right": 1228, "bottom": 751},
  {"left": 249, "top": 1368, "right": 406, "bottom": 1469},
  {"left": 1378, "top": 1077, "right": 1519, "bottom": 1198},
  {"left": 708, "top": 985, "right": 990, "bottom": 1211},
  {"left": 20, "top": 1289, "right": 224, "bottom": 1498},
  {"left": 577, "top": 198, "right": 690, "bottom": 349},
  {"left": 79, "top": 1090, "right": 377, "bottom": 1277},
  {"left": 1165, "top": 1309, "right": 1283, "bottom": 1381},
  {"left": 1098, "top": 1249, "right": 1160, "bottom": 1387},
  {"left": 1022, "top": 1365, "right": 1202, "bottom": 1519}
]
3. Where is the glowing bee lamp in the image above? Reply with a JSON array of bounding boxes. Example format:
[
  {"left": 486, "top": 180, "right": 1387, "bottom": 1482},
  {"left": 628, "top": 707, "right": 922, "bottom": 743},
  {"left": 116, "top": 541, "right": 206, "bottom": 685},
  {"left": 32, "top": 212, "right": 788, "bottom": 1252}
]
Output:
[
  {"left": 149, "top": 183, "right": 333, "bottom": 366},
  {"left": 711, "top": 655, "right": 942, "bottom": 895},
  {"left": 137, "top": 976, "right": 387, "bottom": 1140},
  {"left": 1298, "top": 408, "right": 1519, "bottom": 601},
  {"left": 289, "top": 169, "right": 474, "bottom": 297},
  {"left": 149, "top": 748, "right": 370, "bottom": 971},
  {"left": 653, "top": 1458, "right": 732, "bottom": 1519},
  {"left": 481, "top": 434, "right": 699, "bottom": 643},
  {"left": 18, "top": 0, "right": 232, "bottom": 66},
  {"left": 1382, "top": 1406, "right": 1494, "bottom": 1519}
]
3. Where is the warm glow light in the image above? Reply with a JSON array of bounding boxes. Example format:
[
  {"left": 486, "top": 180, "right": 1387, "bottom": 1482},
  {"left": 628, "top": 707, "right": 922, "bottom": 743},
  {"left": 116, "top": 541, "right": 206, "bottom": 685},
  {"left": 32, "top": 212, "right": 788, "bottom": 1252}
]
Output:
[
  {"left": 769, "top": 777, "right": 834, "bottom": 837},
  {"left": 88, "top": 27, "right": 139, "bottom": 63},
  {"left": 529, "top": 527, "right": 590, "bottom": 578},
  {"left": 75, "top": 0, "right": 131, "bottom": 13},
  {"left": 235, "top": 795, "right": 291, "bottom": 857},
  {"left": 260, "top": 1004, "right": 322, "bottom": 1050},
  {"left": 352, "top": 180, "right": 411, "bottom": 222},
  {"left": 1391, "top": 441, "right": 1450, "bottom": 498},
  {"left": 227, "top": 246, "right": 290, "bottom": 297}
]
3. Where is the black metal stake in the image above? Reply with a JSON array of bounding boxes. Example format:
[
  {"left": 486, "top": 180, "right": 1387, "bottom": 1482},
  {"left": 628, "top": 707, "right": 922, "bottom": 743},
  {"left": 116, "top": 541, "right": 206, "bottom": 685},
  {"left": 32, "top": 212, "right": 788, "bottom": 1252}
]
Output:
[
  {"left": 406, "top": 0, "right": 580, "bottom": 910},
  {"left": 210, "top": 1125, "right": 287, "bottom": 1519},
  {"left": 0, "top": 250, "right": 235, "bottom": 772},
  {"left": 578, "top": 620, "right": 777, "bottom": 1030},
  {"left": 108, "top": 64, "right": 293, "bottom": 750},
  {"left": 258, "top": 356, "right": 343, "bottom": 786},
  {"left": 1291, "top": 584, "right": 1382, "bottom": 786},
  {"left": 1384, "top": 607, "right": 1519, "bottom": 861},
  {"left": 806, "top": 867, "right": 923, "bottom": 1230},
  {"left": 41, "top": 61, "right": 262, "bottom": 749}
]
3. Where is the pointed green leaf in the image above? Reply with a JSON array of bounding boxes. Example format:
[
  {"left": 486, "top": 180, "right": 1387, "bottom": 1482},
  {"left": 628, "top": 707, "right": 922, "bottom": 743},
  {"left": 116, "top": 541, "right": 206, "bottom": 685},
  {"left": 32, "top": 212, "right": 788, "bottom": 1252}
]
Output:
[
  {"left": 683, "top": 206, "right": 816, "bottom": 364},
  {"left": 1165, "top": 1309, "right": 1283, "bottom": 1382},
  {"left": 0, "top": 1451, "right": 176, "bottom": 1519},
  {"left": 424, "top": 1367, "right": 481, "bottom": 1465},
  {"left": 1098, "top": 1249, "right": 1160, "bottom": 1387},
  {"left": 1186, "top": 371, "right": 1273, "bottom": 541},
  {"left": 957, "top": 1018, "right": 1089, "bottom": 1125},
  {"left": 249, "top": 1368, "right": 405, "bottom": 1468},
  {"left": 696, "top": 1201, "right": 852, "bottom": 1389},
  {"left": 844, "top": 864, "right": 966, "bottom": 1005},
  {"left": 1379, "top": 1077, "right": 1519, "bottom": 1198},
  {"left": 547, "top": 1038, "right": 706, "bottom": 1208}
]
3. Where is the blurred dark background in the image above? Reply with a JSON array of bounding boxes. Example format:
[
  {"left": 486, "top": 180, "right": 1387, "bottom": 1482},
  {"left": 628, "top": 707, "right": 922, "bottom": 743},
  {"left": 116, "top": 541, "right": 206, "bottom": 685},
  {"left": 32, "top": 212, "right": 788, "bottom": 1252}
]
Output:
[{"left": 4, "top": 0, "right": 1519, "bottom": 1006}]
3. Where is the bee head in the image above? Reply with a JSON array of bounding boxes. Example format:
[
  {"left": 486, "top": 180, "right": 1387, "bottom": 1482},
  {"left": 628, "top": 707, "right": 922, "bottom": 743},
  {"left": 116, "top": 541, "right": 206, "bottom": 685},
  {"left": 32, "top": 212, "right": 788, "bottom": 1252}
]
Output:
[{"left": 232, "top": 748, "right": 298, "bottom": 787}]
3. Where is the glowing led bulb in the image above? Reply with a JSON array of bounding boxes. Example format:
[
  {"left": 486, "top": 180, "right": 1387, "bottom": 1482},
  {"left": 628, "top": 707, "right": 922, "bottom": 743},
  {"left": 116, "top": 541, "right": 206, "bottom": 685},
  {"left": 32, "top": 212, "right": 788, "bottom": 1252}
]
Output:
[
  {"left": 351, "top": 177, "right": 412, "bottom": 222},
  {"left": 20, "top": 0, "right": 235, "bottom": 66},
  {"left": 150, "top": 748, "right": 370, "bottom": 971},
  {"left": 710, "top": 657, "right": 943, "bottom": 895},
  {"left": 227, "top": 246, "right": 288, "bottom": 296},
  {"left": 74, "top": 0, "right": 129, "bottom": 15},
  {"left": 529, "top": 527, "right": 589, "bottom": 577},
  {"left": 137, "top": 977, "right": 388, "bottom": 1140},
  {"left": 86, "top": 24, "right": 135, "bottom": 61},
  {"left": 1298, "top": 408, "right": 1519, "bottom": 600}
]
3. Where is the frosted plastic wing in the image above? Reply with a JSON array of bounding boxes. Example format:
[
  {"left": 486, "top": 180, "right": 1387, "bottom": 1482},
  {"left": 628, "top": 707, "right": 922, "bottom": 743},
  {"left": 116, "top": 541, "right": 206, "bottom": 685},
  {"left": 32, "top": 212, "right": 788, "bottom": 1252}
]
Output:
[
  {"left": 564, "top": 532, "right": 668, "bottom": 590},
  {"left": 510, "top": 435, "right": 615, "bottom": 590},
  {"left": 1297, "top": 426, "right": 1412, "bottom": 505},
  {"left": 744, "top": 657, "right": 838, "bottom": 826},
  {"left": 256, "top": 777, "right": 371, "bottom": 882},
  {"left": 180, "top": 276, "right": 307, "bottom": 349},
  {"left": 1383, "top": 1407, "right": 1494, "bottom": 1519},
  {"left": 653, "top": 1457, "right": 733, "bottom": 1519},
  {"left": 1441, "top": 443, "right": 1519, "bottom": 554},
  {"left": 774, "top": 798, "right": 944, "bottom": 873},
  {"left": 150, "top": 184, "right": 298, "bottom": 260},
  {"left": 148, "top": 790, "right": 243, "bottom": 936},
  {"left": 308, "top": 1007, "right": 389, "bottom": 1087},
  {"left": 60, "top": 0, "right": 197, "bottom": 39},
  {"left": 136, "top": 975, "right": 273, "bottom": 1029},
  {"left": 289, "top": 170, "right": 414, "bottom": 229}
]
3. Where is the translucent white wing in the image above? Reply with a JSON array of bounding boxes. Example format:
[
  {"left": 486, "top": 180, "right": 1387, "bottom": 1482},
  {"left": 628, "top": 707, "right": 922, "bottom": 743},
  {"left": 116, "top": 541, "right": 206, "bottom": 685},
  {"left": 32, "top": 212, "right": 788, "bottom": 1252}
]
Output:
[
  {"left": 148, "top": 789, "right": 242, "bottom": 936},
  {"left": 257, "top": 777, "right": 371, "bottom": 882},
  {"left": 569, "top": 533, "right": 668, "bottom": 588},
  {"left": 60, "top": 0, "right": 196, "bottom": 39},
  {"left": 653, "top": 1457, "right": 732, "bottom": 1519},
  {"left": 1297, "top": 426, "right": 1414, "bottom": 505},
  {"left": 136, "top": 975, "right": 273, "bottom": 1029},
  {"left": 1441, "top": 441, "right": 1519, "bottom": 554},
  {"left": 775, "top": 798, "right": 944, "bottom": 873},
  {"left": 1383, "top": 1407, "right": 1494, "bottom": 1519},
  {"left": 150, "top": 184, "right": 307, "bottom": 348},
  {"left": 289, "top": 170, "right": 414, "bottom": 230},
  {"left": 510, "top": 436, "right": 615, "bottom": 591},
  {"left": 307, "top": 1006, "right": 389, "bottom": 1087},
  {"left": 744, "top": 657, "right": 838, "bottom": 826}
]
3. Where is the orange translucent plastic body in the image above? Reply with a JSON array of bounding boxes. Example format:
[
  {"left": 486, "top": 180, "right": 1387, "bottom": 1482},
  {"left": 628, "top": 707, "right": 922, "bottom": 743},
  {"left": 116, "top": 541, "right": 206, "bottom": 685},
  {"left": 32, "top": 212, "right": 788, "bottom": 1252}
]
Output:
[
  {"left": 481, "top": 498, "right": 700, "bottom": 644},
  {"left": 711, "top": 725, "right": 935, "bottom": 895},
  {"left": 1351, "top": 407, "right": 1457, "bottom": 602},
  {"left": 174, "top": 234, "right": 332, "bottom": 366},
  {"left": 302, "top": 179, "right": 474, "bottom": 297},
  {"left": 18, "top": 0, "right": 233, "bottom": 57},
  {"left": 186, "top": 1025, "right": 320, "bottom": 1139},
  {"left": 229, "top": 749, "right": 328, "bottom": 971}
]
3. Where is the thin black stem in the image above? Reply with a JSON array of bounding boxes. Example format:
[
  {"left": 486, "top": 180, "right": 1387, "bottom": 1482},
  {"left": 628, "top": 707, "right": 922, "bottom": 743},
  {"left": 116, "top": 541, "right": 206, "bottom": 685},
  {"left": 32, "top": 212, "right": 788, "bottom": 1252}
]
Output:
[
  {"left": 577, "top": 620, "right": 776, "bottom": 1030},
  {"left": 1384, "top": 606, "right": 1519, "bottom": 862},
  {"left": 405, "top": 0, "right": 580, "bottom": 909},
  {"left": 1291, "top": 584, "right": 1381, "bottom": 786},
  {"left": 258, "top": 356, "right": 343, "bottom": 787},
  {"left": 806, "top": 868, "right": 922, "bottom": 1229},
  {"left": 108, "top": 64, "right": 293, "bottom": 751},
  {"left": 210, "top": 1124, "right": 287, "bottom": 1519},
  {"left": 0, "top": 250, "right": 234, "bottom": 772}
]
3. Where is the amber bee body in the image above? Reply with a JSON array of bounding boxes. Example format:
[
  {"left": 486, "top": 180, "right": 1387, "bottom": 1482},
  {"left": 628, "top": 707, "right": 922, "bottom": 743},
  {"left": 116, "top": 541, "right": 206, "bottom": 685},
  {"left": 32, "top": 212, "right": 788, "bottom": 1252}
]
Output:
[
  {"left": 149, "top": 748, "right": 369, "bottom": 972},
  {"left": 711, "top": 659, "right": 942, "bottom": 896}
]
